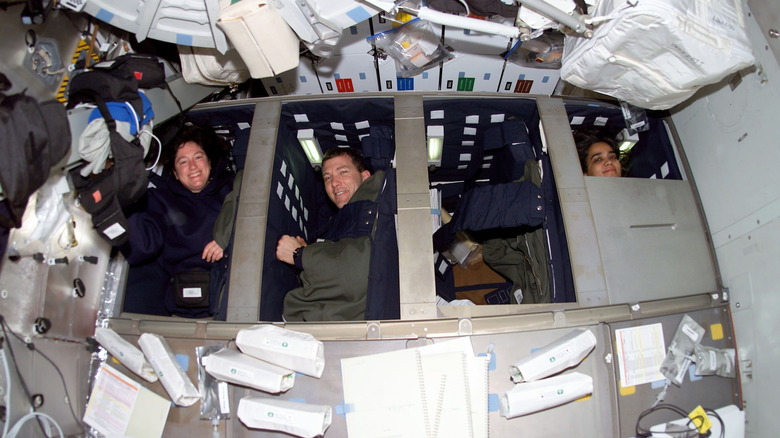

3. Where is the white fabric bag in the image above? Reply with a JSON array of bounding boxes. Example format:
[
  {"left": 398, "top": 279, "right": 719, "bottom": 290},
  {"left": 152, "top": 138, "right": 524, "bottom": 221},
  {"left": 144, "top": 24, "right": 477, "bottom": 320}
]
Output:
[
  {"left": 178, "top": 45, "right": 250, "bottom": 86},
  {"left": 561, "top": 0, "right": 755, "bottom": 110},
  {"left": 237, "top": 397, "right": 332, "bottom": 438},
  {"left": 94, "top": 327, "right": 158, "bottom": 383},
  {"left": 236, "top": 325, "right": 325, "bottom": 378},
  {"left": 204, "top": 348, "right": 295, "bottom": 394},
  {"left": 138, "top": 333, "right": 200, "bottom": 406},
  {"left": 216, "top": 0, "right": 299, "bottom": 78}
]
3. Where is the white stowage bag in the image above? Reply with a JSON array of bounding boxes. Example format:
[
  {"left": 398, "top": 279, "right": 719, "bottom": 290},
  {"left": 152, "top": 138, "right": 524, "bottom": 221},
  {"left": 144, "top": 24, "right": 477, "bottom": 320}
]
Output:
[
  {"left": 501, "top": 372, "right": 593, "bottom": 418},
  {"left": 216, "top": 0, "right": 299, "bottom": 78},
  {"left": 138, "top": 333, "right": 200, "bottom": 407},
  {"left": 561, "top": 0, "right": 755, "bottom": 110},
  {"left": 178, "top": 45, "right": 250, "bottom": 86},
  {"left": 204, "top": 348, "right": 295, "bottom": 394},
  {"left": 237, "top": 397, "right": 332, "bottom": 438},
  {"left": 509, "top": 328, "right": 597, "bottom": 383},
  {"left": 94, "top": 327, "right": 158, "bottom": 383},
  {"left": 236, "top": 325, "right": 325, "bottom": 378}
]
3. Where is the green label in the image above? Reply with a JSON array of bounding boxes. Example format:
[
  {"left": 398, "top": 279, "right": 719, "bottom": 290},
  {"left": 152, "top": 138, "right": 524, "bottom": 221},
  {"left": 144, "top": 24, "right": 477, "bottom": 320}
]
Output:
[{"left": 457, "top": 77, "right": 475, "bottom": 91}]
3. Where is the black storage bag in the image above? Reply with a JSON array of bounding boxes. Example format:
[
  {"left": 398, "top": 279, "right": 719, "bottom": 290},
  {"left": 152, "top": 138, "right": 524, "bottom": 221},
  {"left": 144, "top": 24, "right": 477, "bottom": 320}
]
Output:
[{"left": 69, "top": 96, "right": 147, "bottom": 245}]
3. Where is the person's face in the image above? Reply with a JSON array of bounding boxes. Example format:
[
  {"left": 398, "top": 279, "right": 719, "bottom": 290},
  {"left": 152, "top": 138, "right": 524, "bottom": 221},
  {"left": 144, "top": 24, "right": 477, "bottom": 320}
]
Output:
[
  {"left": 322, "top": 154, "right": 370, "bottom": 209},
  {"left": 585, "top": 142, "right": 622, "bottom": 177},
  {"left": 173, "top": 141, "right": 211, "bottom": 193}
]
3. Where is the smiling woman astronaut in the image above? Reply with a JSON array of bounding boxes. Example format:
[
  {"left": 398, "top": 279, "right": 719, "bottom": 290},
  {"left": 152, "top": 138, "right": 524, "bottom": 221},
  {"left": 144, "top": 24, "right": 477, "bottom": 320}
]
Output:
[
  {"left": 574, "top": 131, "right": 623, "bottom": 178},
  {"left": 120, "top": 124, "right": 240, "bottom": 317}
]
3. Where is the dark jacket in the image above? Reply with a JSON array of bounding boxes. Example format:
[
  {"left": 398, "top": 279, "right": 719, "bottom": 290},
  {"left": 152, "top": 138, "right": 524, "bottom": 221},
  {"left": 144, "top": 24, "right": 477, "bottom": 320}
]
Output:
[
  {"left": 283, "top": 170, "right": 399, "bottom": 321},
  {"left": 121, "top": 161, "right": 236, "bottom": 277},
  {"left": 432, "top": 159, "right": 549, "bottom": 304},
  {"left": 481, "top": 159, "right": 550, "bottom": 304}
]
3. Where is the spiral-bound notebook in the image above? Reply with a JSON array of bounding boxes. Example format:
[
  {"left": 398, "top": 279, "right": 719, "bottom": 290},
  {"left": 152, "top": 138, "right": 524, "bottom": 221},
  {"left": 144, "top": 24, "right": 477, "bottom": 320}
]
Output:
[{"left": 341, "top": 338, "right": 489, "bottom": 438}]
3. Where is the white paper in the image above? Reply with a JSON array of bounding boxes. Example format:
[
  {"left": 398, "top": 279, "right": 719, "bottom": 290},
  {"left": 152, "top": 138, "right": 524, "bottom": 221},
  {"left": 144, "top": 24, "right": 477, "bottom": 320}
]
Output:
[
  {"left": 341, "top": 338, "right": 488, "bottom": 438},
  {"left": 341, "top": 348, "right": 428, "bottom": 438},
  {"left": 83, "top": 364, "right": 170, "bottom": 438},
  {"left": 615, "top": 323, "right": 666, "bottom": 387}
]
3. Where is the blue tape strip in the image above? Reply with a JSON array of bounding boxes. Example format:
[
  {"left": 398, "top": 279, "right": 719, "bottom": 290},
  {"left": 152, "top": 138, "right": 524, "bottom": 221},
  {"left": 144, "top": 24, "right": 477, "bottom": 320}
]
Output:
[
  {"left": 346, "top": 7, "right": 371, "bottom": 24},
  {"left": 288, "top": 398, "right": 306, "bottom": 404},
  {"left": 176, "top": 34, "right": 193, "bottom": 46},
  {"left": 542, "top": 76, "right": 550, "bottom": 83},
  {"left": 483, "top": 73, "right": 491, "bottom": 81},
  {"left": 530, "top": 347, "right": 541, "bottom": 354},
  {"left": 175, "top": 354, "right": 189, "bottom": 371},
  {"left": 335, "top": 403, "right": 355, "bottom": 416},
  {"left": 96, "top": 9, "right": 115, "bottom": 23},
  {"left": 688, "top": 364, "right": 702, "bottom": 382},
  {"left": 651, "top": 379, "right": 666, "bottom": 389},
  {"left": 488, "top": 394, "right": 500, "bottom": 412}
]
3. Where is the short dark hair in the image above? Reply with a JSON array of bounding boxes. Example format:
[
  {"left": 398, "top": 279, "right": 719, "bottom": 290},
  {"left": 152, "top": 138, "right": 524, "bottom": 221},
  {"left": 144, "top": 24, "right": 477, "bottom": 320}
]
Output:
[
  {"left": 321, "top": 147, "right": 369, "bottom": 173},
  {"left": 573, "top": 130, "right": 620, "bottom": 173},
  {"left": 162, "top": 124, "right": 229, "bottom": 175}
]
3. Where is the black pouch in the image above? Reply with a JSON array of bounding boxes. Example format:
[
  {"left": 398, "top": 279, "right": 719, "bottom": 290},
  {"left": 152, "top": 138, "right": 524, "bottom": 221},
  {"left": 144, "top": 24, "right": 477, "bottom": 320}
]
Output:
[
  {"left": 106, "top": 53, "right": 166, "bottom": 89},
  {"left": 173, "top": 271, "right": 210, "bottom": 308}
]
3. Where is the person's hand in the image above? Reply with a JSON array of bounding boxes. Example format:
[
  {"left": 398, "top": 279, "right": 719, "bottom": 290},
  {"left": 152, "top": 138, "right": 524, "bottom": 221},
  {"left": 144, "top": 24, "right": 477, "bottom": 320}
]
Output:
[
  {"left": 202, "top": 240, "right": 224, "bottom": 263},
  {"left": 276, "top": 235, "right": 307, "bottom": 265}
]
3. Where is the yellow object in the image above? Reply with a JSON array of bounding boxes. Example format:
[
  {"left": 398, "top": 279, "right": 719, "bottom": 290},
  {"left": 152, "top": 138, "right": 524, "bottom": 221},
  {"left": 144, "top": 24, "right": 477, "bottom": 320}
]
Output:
[
  {"left": 710, "top": 323, "right": 724, "bottom": 340},
  {"left": 619, "top": 383, "right": 635, "bottom": 396},
  {"left": 575, "top": 394, "right": 591, "bottom": 402},
  {"left": 688, "top": 405, "right": 712, "bottom": 434},
  {"left": 401, "top": 40, "right": 411, "bottom": 49},
  {"left": 393, "top": 11, "right": 414, "bottom": 27}
]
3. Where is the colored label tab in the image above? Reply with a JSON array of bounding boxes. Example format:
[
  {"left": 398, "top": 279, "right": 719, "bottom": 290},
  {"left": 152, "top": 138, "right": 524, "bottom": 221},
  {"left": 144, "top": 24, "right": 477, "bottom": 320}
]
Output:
[
  {"left": 457, "top": 77, "right": 475, "bottom": 91},
  {"left": 396, "top": 77, "right": 415, "bottom": 91},
  {"left": 710, "top": 323, "right": 724, "bottom": 340},
  {"left": 335, "top": 78, "right": 354, "bottom": 93},
  {"left": 514, "top": 80, "right": 533, "bottom": 93}
]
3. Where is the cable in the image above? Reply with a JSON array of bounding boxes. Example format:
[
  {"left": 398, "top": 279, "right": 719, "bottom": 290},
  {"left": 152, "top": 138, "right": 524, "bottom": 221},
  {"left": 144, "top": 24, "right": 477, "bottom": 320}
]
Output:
[
  {"left": 635, "top": 403, "right": 727, "bottom": 438},
  {"left": 0, "top": 316, "right": 86, "bottom": 434},
  {"left": 705, "top": 408, "right": 725, "bottom": 438},
  {"left": 0, "top": 316, "right": 48, "bottom": 437},
  {"left": 635, "top": 403, "right": 698, "bottom": 438},
  {"left": 6, "top": 412, "right": 64, "bottom": 438},
  {"left": 457, "top": 0, "right": 471, "bottom": 16},
  {"left": 140, "top": 129, "right": 162, "bottom": 171}
]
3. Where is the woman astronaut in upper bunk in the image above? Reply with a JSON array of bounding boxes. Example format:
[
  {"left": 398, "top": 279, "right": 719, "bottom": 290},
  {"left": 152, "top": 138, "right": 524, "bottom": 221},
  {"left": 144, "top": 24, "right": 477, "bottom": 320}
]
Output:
[
  {"left": 120, "top": 124, "right": 241, "bottom": 317},
  {"left": 574, "top": 131, "right": 623, "bottom": 178}
]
